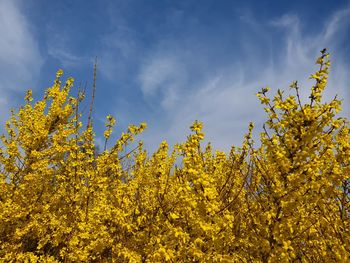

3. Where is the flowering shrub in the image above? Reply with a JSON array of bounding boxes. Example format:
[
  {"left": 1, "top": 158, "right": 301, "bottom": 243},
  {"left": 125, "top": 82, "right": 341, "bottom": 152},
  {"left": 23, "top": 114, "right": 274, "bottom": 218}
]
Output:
[{"left": 0, "top": 50, "right": 349, "bottom": 262}]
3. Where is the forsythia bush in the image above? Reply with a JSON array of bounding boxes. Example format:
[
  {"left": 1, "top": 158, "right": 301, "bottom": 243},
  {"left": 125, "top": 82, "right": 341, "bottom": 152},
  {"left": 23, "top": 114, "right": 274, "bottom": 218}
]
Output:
[{"left": 0, "top": 50, "right": 349, "bottom": 262}]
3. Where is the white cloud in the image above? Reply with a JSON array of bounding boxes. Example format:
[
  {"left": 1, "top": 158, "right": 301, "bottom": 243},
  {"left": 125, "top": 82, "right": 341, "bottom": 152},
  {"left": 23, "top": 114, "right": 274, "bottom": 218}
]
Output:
[
  {"left": 0, "top": 0, "right": 43, "bottom": 125},
  {"left": 97, "top": 25, "right": 141, "bottom": 84},
  {"left": 46, "top": 29, "right": 89, "bottom": 69},
  {"left": 48, "top": 46, "right": 88, "bottom": 69},
  {"left": 324, "top": 8, "right": 350, "bottom": 41},
  {"left": 271, "top": 9, "right": 350, "bottom": 112},
  {"left": 137, "top": 7, "right": 350, "bottom": 153},
  {"left": 138, "top": 54, "right": 187, "bottom": 104},
  {"left": 0, "top": 0, "right": 42, "bottom": 90}
]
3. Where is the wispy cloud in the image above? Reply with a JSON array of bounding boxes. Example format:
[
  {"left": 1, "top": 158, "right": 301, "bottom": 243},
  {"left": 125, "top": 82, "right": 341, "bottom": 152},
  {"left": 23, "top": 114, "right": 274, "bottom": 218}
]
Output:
[
  {"left": 136, "top": 7, "right": 350, "bottom": 152},
  {"left": 269, "top": 8, "right": 350, "bottom": 112},
  {"left": 0, "top": 0, "right": 43, "bottom": 124},
  {"left": 46, "top": 29, "right": 90, "bottom": 69},
  {"left": 0, "top": 0, "right": 43, "bottom": 91},
  {"left": 98, "top": 26, "right": 139, "bottom": 82},
  {"left": 138, "top": 53, "right": 187, "bottom": 110},
  {"left": 324, "top": 8, "right": 350, "bottom": 41}
]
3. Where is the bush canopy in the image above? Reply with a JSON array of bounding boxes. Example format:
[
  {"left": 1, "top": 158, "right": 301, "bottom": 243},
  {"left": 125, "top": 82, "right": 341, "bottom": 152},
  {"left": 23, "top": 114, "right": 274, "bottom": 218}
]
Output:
[{"left": 0, "top": 50, "right": 349, "bottom": 262}]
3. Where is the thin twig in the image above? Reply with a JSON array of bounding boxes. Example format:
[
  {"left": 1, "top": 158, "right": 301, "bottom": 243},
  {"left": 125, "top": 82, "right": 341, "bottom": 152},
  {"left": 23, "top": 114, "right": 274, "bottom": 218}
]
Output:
[{"left": 87, "top": 57, "right": 97, "bottom": 129}]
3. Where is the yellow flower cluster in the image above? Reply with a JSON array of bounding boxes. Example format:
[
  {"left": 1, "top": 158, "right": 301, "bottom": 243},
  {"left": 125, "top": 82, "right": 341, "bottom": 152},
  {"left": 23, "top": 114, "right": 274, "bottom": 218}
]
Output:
[{"left": 0, "top": 50, "right": 349, "bottom": 262}]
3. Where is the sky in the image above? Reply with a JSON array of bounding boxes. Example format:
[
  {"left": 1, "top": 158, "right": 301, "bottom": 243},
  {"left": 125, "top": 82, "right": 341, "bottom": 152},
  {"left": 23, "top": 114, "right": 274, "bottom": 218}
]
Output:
[{"left": 0, "top": 0, "right": 350, "bottom": 153}]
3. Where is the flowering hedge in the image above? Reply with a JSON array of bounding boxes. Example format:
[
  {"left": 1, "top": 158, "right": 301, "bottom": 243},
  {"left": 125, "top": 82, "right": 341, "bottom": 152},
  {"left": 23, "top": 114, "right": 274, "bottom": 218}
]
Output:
[{"left": 0, "top": 50, "right": 349, "bottom": 262}]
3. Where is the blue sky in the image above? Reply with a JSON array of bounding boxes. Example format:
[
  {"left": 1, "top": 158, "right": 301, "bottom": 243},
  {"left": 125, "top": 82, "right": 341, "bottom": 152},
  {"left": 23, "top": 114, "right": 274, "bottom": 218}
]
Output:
[{"left": 0, "top": 0, "right": 350, "bottom": 152}]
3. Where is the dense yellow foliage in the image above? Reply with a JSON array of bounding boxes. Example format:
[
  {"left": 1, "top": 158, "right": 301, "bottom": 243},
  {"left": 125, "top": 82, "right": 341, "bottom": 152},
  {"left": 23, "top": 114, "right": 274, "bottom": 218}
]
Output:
[{"left": 0, "top": 50, "right": 349, "bottom": 262}]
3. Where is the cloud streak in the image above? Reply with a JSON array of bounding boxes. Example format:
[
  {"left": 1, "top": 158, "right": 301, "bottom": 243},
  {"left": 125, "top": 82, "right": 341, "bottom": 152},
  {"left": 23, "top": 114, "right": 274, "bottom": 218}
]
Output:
[
  {"left": 0, "top": 0, "right": 43, "bottom": 90},
  {"left": 0, "top": 0, "right": 43, "bottom": 126},
  {"left": 136, "top": 7, "right": 350, "bottom": 152}
]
